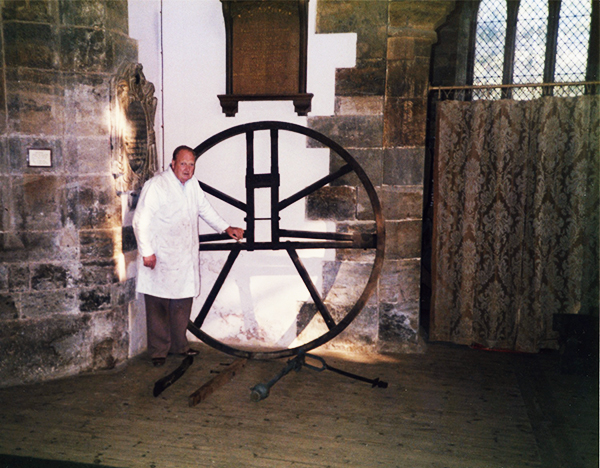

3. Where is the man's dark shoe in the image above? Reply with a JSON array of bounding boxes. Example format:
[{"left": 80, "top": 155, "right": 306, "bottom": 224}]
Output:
[
  {"left": 181, "top": 348, "right": 199, "bottom": 356},
  {"left": 152, "top": 357, "right": 166, "bottom": 367}
]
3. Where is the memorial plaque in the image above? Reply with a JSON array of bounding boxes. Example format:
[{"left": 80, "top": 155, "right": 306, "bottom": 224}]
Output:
[{"left": 219, "top": 0, "right": 312, "bottom": 117}]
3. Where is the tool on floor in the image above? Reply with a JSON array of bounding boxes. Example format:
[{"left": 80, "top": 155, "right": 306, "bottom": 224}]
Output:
[
  {"left": 153, "top": 355, "right": 194, "bottom": 397},
  {"left": 250, "top": 353, "right": 388, "bottom": 402},
  {"left": 188, "top": 359, "right": 247, "bottom": 407}
]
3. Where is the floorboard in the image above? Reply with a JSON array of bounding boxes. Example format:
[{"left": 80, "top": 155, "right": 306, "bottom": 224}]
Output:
[{"left": 0, "top": 343, "right": 596, "bottom": 468}]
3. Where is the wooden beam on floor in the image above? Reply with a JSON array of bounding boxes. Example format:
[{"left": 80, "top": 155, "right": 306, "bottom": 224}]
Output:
[{"left": 188, "top": 358, "right": 247, "bottom": 406}]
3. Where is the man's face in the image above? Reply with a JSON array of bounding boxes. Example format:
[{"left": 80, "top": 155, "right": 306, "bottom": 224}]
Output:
[{"left": 171, "top": 149, "right": 196, "bottom": 184}]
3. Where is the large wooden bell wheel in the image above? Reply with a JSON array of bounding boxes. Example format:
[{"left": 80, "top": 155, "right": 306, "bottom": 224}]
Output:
[{"left": 187, "top": 121, "right": 385, "bottom": 360}]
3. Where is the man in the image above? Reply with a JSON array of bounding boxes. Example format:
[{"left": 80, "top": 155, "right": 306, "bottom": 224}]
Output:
[{"left": 133, "top": 145, "right": 243, "bottom": 366}]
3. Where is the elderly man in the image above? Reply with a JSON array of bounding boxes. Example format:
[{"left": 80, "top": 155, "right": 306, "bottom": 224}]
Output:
[{"left": 133, "top": 145, "right": 243, "bottom": 366}]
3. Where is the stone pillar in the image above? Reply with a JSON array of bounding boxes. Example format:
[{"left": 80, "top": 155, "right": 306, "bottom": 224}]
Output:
[
  {"left": 380, "top": 1, "right": 454, "bottom": 352},
  {"left": 0, "top": 0, "right": 139, "bottom": 387},
  {"left": 308, "top": 0, "right": 454, "bottom": 353}
]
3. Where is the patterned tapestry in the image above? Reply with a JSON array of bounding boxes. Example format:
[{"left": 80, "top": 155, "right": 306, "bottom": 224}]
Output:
[{"left": 431, "top": 96, "right": 599, "bottom": 352}]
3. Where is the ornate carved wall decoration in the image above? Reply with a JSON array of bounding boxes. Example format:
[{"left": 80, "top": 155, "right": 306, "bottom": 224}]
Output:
[{"left": 111, "top": 63, "right": 158, "bottom": 193}]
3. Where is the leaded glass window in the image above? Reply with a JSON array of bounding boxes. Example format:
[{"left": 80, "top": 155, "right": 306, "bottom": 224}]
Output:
[
  {"left": 473, "top": 0, "right": 507, "bottom": 100},
  {"left": 472, "top": 0, "right": 595, "bottom": 100}
]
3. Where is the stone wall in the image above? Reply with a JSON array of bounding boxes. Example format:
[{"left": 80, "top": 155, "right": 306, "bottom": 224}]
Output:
[
  {"left": 0, "top": 0, "right": 139, "bottom": 387},
  {"left": 307, "top": 0, "right": 455, "bottom": 353}
]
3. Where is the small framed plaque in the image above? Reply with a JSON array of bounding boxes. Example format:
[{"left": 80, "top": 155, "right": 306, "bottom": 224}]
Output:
[
  {"left": 219, "top": 0, "right": 313, "bottom": 117},
  {"left": 28, "top": 148, "right": 52, "bottom": 167}
]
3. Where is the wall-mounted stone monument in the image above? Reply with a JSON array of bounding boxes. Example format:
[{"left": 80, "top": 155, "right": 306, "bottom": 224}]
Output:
[{"left": 111, "top": 63, "right": 158, "bottom": 194}]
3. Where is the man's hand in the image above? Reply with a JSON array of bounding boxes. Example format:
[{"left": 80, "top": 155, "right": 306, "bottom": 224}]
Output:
[
  {"left": 225, "top": 226, "right": 244, "bottom": 241},
  {"left": 143, "top": 254, "right": 157, "bottom": 269}
]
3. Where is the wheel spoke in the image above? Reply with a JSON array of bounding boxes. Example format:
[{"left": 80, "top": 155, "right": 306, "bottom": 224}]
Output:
[
  {"left": 198, "top": 240, "right": 354, "bottom": 251},
  {"left": 199, "top": 181, "right": 247, "bottom": 212},
  {"left": 194, "top": 246, "right": 241, "bottom": 327},
  {"left": 278, "top": 163, "right": 353, "bottom": 211},
  {"left": 279, "top": 229, "right": 352, "bottom": 241},
  {"left": 286, "top": 247, "right": 336, "bottom": 331}
]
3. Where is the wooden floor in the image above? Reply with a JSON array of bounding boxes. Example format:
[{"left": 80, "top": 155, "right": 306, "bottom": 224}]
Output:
[{"left": 0, "top": 342, "right": 597, "bottom": 468}]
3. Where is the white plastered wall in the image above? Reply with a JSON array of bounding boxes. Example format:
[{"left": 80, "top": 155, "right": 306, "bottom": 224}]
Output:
[{"left": 128, "top": 0, "right": 356, "bottom": 351}]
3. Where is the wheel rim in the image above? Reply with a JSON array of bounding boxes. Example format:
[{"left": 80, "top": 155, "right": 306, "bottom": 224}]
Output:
[{"left": 187, "top": 121, "right": 385, "bottom": 359}]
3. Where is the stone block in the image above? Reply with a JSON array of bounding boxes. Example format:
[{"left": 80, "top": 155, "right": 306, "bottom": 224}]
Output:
[
  {"left": 65, "top": 137, "right": 111, "bottom": 174},
  {"left": 385, "top": 220, "right": 422, "bottom": 259},
  {"left": 355, "top": 186, "right": 381, "bottom": 222},
  {"left": 60, "top": 27, "right": 108, "bottom": 73},
  {"left": 20, "top": 289, "right": 79, "bottom": 318},
  {"left": 386, "top": 58, "right": 430, "bottom": 98},
  {"left": 90, "top": 306, "right": 129, "bottom": 369},
  {"left": 378, "top": 302, "right": 421, "bottom": 349},
  {"left": 121, "top": 225, "right": 137, "bottom": 253},
  {"left": 3, "top": 22, "right": 58, "bottom": 69},
  {"left": 5, "top": 67, "right": 63, "bottom": 89},
  {"left": 335, "top": 96, "right": 383, "bottom": 116},
  {"left": 0, "top": 233, "right": 27, "bottom": 263},
  {"left": 62, "top": 71, "right": 106, "bottom": 88},
  {"left": 0, "top": 294, "right": 19, "bottom": 320},
  {"left": 316, "top": 1, "right": 387, "bottom": 60},
  {"left": 330, "top": 147, "right": 383, "bottom": 187},
  {"left": 63, "top": 83, "right": 110, "bottom": 137},
  {"left": 383, "top": 97, "right": 428, "bottom": 147},
  {"left": 0, "top": 231, "right": 79, "bottom": 263},
  {"left": 6, "top": 91, "right": 63, "bottom": 136},
  {"left": 334, "top": 222, "right": 377, "bottom": 262},
  {"left": 79, "top": 260, "right": 119, "bottom": 286},
  {"left": 112, "top": 278, "right": 136, "bottom": 307},
  {"left": 382, "top": 147, "right": 425, "bottom": 186},
  {"left": 334, "top": 304, "right": 379, "bottom": 349},
  {"left": 308, "top": 115, "right": 384, "bottom": 149},
  {"left": 14, "top": 174, "right": 66, "bottom": 231},
  {"left": 0, "top": 175, "right": 10, "bottom": 232},
  {"left": 0, "top": 265, "right": 7, "bottom": 292},
  {"left": 59, "top": 0, "right": 106, "bottom": 28},
  {"left": 297, "top": 302, "right": 317, "bottom": 335},
  {"left": 64, "top": 176, "right": 80, "bottom": 228},
  {"left": 31, "top": 262, "right": 78, "bottom": 290},
  {"left": 379, "top": 258, "right": 421, "bottom": 304},
  {"left": 8, "top": 264, "right": 30, "bottom": 292},
  {"left": 358, "top": 185, "right": 424, "bottom": 221},
  {"left": 105, "top": 0, "right": 129, "bottom": 35},
  {"left": 2, "top": 0, "right": 56, "bottom": 22},
  {"left": 316, "top": 1, "right": 387, "bottom": 33},
  {"left": 335, "top": 63, "right": 386, "bottom": 96},
  {"left": 80, "top": 229, "right": 116, "bottom": 260},
  {"left": 92, "top": 337, "right": 118, "bottom": 369},
  {"left": 109, "top": 33, "right": 138, "bottom": 71},
  {"left": 387, "top": 37, "right": 415, "bottom": 61},
  {"left": 4, "top": 69, "right": 64, "bottom": 136},
  {"left": 0, "top": 73, "right": 6, "bottom": 130},
  {"left": 387, "top": 36, "right": 431, "bottom": 63},
  {"left": 74, "top": 175, "right": 120, "bottom": 229},
  {"left": 79, "top": 286, "right": 112, "bottom": 312},
  {"left": 0, "top": 315, "right": 93, "bottom": 387},
  {"left": 324, "top": 261, "right": 377, "bottom": 310},
  {"left": 388, "top": 1, "right": 455, "bottom": 31},
  {"left": 321, "top": 260, "right": 341, "bottom": 298},
  {"left": 306, "top": 186, "right": 356, "bottom": 221}
]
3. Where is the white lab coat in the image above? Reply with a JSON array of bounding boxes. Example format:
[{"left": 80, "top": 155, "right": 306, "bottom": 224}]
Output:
[{"left": 132, "top": 167, "right": 229, "bottom": 299}]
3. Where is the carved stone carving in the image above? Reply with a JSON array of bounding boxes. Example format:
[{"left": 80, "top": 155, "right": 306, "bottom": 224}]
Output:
[{"left": 111, "top": 63, "right": 158, "bottom": 193}]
